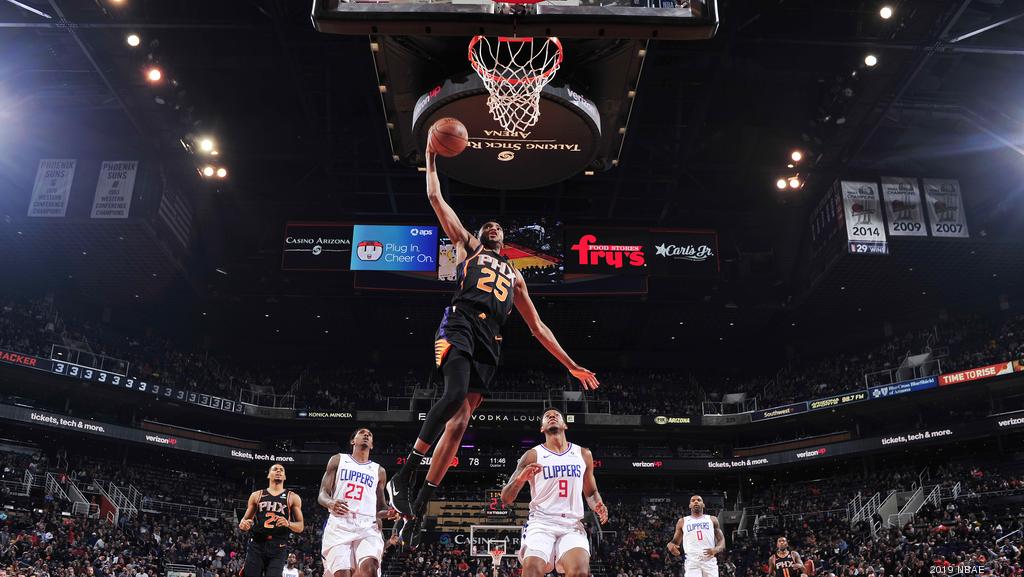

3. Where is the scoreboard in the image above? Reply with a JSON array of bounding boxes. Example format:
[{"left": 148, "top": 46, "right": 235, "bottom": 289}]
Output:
[{"left": 485, "top": 489, "right": 513, "bottom": 519}]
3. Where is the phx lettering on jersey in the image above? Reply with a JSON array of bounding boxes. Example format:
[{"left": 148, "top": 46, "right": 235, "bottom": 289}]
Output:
[
  {"left": 541, "top": 464, "right": 582, "bottom": 480},
  {"left": 338, "top": 468, "right": 375, "bottom": 488},
  {"left": 478, "top": 253, "right": 516, "bottom": 280},
  {"left": 258, "top": 500, "right": 288, "bottom": 515}
]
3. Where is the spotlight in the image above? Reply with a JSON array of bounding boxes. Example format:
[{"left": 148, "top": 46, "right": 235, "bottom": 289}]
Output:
[
  {"left": 788, "top": 177, "right": 802, "bottom": 189},
  {"left": 790, "top": 150, "right": 803, "bottom": 162},
  {"left": 146, "top": 67, "right": 162, "bottom": 82},
  {"left": 864, "top": 54, "right": 878, "bottom": 67},
  {"left": 199, "top": 138, "right": 215, "bottom": 153},
  {"left": 126, "top": 34, "right": 141, "bottom": 47},
  {"left": 202, "top": 166, "right": 214, "bottom": 177},
  {"left": 776, "top": 178, "right": 788, "bottom": 190},
  {"left": 216, "top": 168, "right": 227, "bottom": 178},
  {"left": 879, "top": 6, "right": 893, "bottom": 19}
]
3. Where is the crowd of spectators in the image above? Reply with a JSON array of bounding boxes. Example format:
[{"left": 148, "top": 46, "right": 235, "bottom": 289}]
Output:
[{"left": 2, "top": 297, "right": 1024, "bottom": 418}]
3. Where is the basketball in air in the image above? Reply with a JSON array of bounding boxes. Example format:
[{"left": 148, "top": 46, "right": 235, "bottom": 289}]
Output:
[{"left": 429, "top": 118, "right": 469, "bottom": 157}]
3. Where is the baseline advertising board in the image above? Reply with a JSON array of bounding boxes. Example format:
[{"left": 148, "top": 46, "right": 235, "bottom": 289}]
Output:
[
  {"left": 350, "top": 225, "right": 438, "bottom": 272},
  {"left": 939, "top": 362, "right": 1013, "bottom": 387},
  {"left": 282, "top": 222, "right": 353, "bottom": 271},
  {"left": 869, "top": 376, "right": 936, "bottom": 399},
  {"left": 564, "top": 227, "right": 648, "bottom": 275},
  {"left": 646, "top": 229, "right": 719, "bottom": 276}
]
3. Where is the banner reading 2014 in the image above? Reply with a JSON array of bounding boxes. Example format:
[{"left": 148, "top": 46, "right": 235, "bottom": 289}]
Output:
[
  {"left": 841, "top": 181, "right": 888, "bottom": 254},
  {"left": 922, "top": 178, "right": 969, "bottom": 238},
  {"left": 881, "top": 177, "right": 926, "bottom": 237}
]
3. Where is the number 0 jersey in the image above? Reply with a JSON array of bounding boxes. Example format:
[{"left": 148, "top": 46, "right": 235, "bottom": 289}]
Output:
[
  {"left": 527, "top": 443, "right": 586, "bottom": 527},
  {"left": 435, "top": 245, "right": 517, "bottom": 366},
  {"left": 682, "top": 514, "right": 717, "bottom": 561}
]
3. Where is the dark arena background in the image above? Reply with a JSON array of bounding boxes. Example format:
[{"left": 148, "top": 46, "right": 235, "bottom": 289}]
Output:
[{"left": 2, "top": 0, "right": 1024, "bottom": 576}]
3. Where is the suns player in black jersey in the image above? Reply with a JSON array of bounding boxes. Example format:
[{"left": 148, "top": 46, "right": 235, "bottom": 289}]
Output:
[
  {"left": 768, "top": 537, "right": 807, "bottom": 577},
  {"left": 238, "top": 463, "right": 305, "bottom": 577},
  {"left": 385, "top": 141, "right": 600, "bottom": 549}
]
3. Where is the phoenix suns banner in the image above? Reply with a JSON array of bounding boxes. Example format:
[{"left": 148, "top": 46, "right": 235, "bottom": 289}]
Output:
[
  {"left": 922, "top": 178, "right": 969, "bottom": 238},
  {"left": 881, "top": 177, "right": 927, "bottom": 237}
]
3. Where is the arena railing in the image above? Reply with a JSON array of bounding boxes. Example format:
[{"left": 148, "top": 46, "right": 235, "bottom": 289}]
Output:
[
  {"left": 141, "top": 497, "right": 234, "bottom": 520},
  {"left": 49, "top": 344, "right": 129, "bottom": 376}
]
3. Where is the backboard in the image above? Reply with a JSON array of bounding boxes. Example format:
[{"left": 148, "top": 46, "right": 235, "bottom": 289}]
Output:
[{"left": 312, "top": 0, "right": 718, "bottom": 40}]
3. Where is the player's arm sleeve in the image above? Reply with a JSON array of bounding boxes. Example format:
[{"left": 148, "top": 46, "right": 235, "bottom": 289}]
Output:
[
  {"left": 712, "top": 516, "right": 726, "bottom": 553},
  {"left": 289, "top": 492, "right": 305, "bottom": 533},
  {"left": 500, "top": 450, "right": 536, "bottom": 506},
  {"left": 512, "top": 271, "right": 582, "bottom": 371},
  {"left": 425, "top": 152, "right": 476, "bottom": 251}
]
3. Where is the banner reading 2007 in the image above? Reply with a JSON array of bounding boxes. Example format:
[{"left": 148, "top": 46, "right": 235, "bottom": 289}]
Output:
[
  {"left": 841, "top": 181, "right": 888, "bottom": 254},
  {"left": 922, "top": 178, "right": 969, "bottom": 238}
]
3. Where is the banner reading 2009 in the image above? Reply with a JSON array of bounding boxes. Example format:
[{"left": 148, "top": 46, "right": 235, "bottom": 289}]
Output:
[
  {"left": 841, "top": 181, "right": 888, "bottom": 254},
  {"left": 881, "top": 177, "right": 926, "bottom": 237}
]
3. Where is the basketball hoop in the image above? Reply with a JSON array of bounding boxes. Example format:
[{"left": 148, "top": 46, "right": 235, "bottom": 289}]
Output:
[
  {"left": 468, "top": 34, "right": 563, "bottom": 133},
  {"left": 488, "top": 548, "right": 505, "bottom": 574}
]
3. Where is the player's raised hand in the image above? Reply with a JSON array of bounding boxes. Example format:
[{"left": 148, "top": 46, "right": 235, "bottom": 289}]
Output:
[
  {"left": 666, "top": 543, "right": 681, "bottom": 557},
  {"left": 569, "top": 365, "right": 599, "bottom": 390},
  {"left": 593, "top": 501, "right": 609, "bottom": 524},
  {"left": 516, "top": 463, "right": 543, "bottom": 483},
  {"left": 378, "top": 507, "right": 400, "bottom": 521},
  {"left": 330, "top": 500, "right": 350, "bottom": 516},
  {"left": 238, "top": 518, "right": 253, "bottom": 532}
]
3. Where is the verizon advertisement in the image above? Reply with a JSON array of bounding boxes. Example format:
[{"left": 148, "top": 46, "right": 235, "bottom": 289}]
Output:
[
  {"left": 646, "top": 230, "right": 719, "bottom": 276},
  {"left": 564, "top": 228, "right": 648, "bottom": 275},
  {"left": 281, "top": 222, "right": 353, "bottom": 271}
]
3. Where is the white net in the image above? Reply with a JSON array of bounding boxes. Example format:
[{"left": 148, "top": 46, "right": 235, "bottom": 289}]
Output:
[{"left": 469, "top": 36, "right": 563, "bottom": 133}]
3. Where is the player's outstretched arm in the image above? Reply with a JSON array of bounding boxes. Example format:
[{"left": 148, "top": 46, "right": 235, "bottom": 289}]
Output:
[
  {"left": 286, "top": 493, "right": 305, "bottom": 533},
  {"left": 318, "top": 454, "right": 349, "bottom": 516},
  {"left": 581, "top": 448, "right": 608, "bottom": 524},
  {"left": 500, "top": 449, "right": 540, "bottom": 506},
  {"left": 425, "top": 148, "right": 477, "bottom": 253},
  {"left": 238, "top": 491, "right": 258, "bottom": 532},
  {"left": 511, "top": 269, "right": 599, "bottom": 390},
  {"left": 666, "top": 518, "right": 683, "bottom": 556}
]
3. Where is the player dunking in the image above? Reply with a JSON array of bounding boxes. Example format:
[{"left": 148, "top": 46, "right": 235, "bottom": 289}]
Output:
[
  {"left": 320, "top": 428, "right": 399, "bottom": 577},
  {"left": 667, "top": 495, "right": 726, "bottom": 577},
  {"left": 385, "top": 145, "right": 600, "bottom": 548},
  {"left": 500, "top": 408, "right": 608, "bottom": 577},
  {"left": 768, "top": 536, "right": 807, "bottom": 577},
  {"left": 238, "top": 464, "right": 305, "bottom": 577}
]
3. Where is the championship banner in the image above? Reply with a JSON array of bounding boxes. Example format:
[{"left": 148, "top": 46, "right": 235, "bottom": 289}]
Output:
[
  {"left": 939, "top": 361, "right": 1013, "bottom": 387},
  {"left": 646, "top": 230, "right": 719, "bottom": 276},
  {"left": 28, "top": 159, "right": 76, "bottom": 217},
  {"left": 840, "top": 181, "right": 888, "bottom": 254},
  {"left": 922, "top": 178, "right": 969, "bottom": 238},
  {"left": 281, "top": 222, "right": 353, "bottom": 271},
  {"left": 90, "top": 161, "right": 139, "bottom": 219},
  {"left": 564, "top": 227, "right": 648, "bottom": 275},
  {"left": 880, "top": 177, "right": 926, "bottom": 237}
]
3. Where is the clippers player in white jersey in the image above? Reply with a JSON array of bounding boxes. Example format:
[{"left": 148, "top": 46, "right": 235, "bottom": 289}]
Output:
[
  {"left": 281, "top": 553, "right": 302, "bottom": 577},
  {"left": 667, "top": 495, "right": 726, "bottom": 577},
  {"left": 501, "top": 408, "right": 608, "bottom": 577},
  {"left": 319, "top": 428, "right": 399, "bottom": 577}
]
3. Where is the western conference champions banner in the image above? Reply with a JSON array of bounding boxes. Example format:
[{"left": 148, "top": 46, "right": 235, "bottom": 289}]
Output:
[
  {"left": 922, "top": 178, "right": 969, "bottom": 238},
  {"left": 91, "top": 161, "right": 139, "bottom": 219},
  {"left": 841, "top": 181, "right": 888, "bottom": 254},
  {"left": 28, "top": 159, "right": 77, "bottom": 217},
  {"left": 880, "top": 177, "right": 927, "bottom": 237}
]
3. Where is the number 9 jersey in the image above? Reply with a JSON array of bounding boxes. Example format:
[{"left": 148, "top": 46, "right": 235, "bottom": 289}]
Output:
[{"left": 435, "top": 245, "right": 518, "bottom": 368}]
